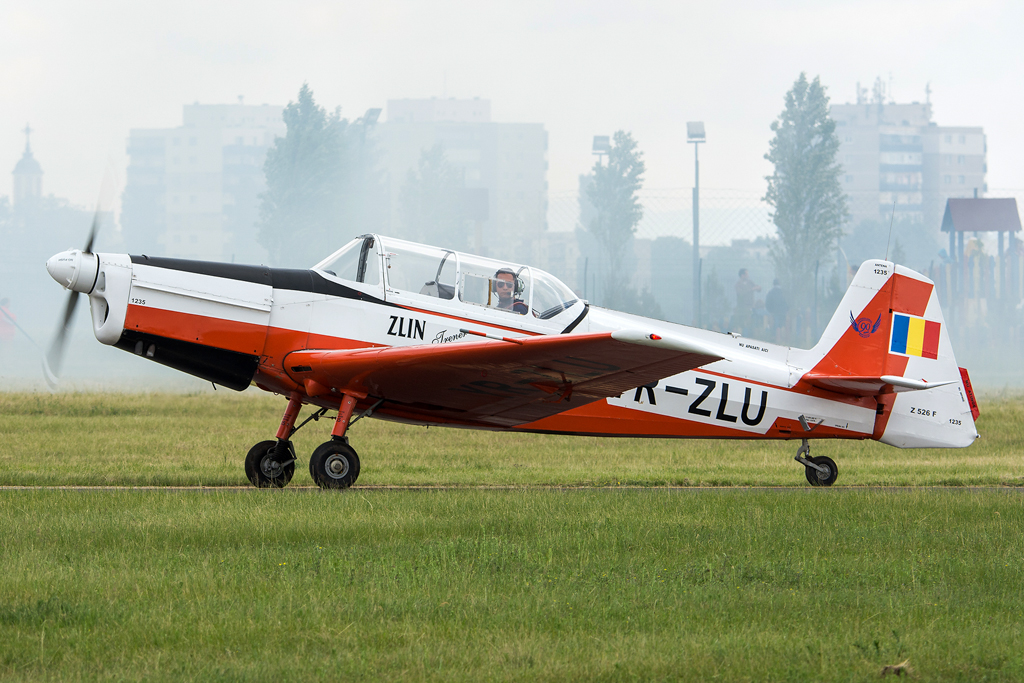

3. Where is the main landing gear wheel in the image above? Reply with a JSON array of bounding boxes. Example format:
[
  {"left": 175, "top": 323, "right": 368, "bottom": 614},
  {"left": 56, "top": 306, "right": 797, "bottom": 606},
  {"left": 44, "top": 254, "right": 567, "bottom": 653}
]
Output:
[
  {"left": 309, "top": 440, "right": 361, "bottom": 490},
  {"left": 804, "top": 456, "right": 838, "bottom": 487},
  {"left": 244, "top": 440, "right": 296, "bottom": 488}
]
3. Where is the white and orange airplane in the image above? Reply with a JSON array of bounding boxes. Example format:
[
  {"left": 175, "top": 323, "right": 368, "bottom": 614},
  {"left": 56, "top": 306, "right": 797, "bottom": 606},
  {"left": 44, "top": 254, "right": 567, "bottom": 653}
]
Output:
[{"left": 45, "top": 232, "right": 979, "bottom": 489}]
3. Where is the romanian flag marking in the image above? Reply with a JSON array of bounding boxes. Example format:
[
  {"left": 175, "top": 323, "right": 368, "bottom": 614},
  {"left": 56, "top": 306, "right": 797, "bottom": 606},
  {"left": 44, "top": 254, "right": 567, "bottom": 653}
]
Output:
[{"left": 890, "top": 313, "right": 940, "bottom": 359}]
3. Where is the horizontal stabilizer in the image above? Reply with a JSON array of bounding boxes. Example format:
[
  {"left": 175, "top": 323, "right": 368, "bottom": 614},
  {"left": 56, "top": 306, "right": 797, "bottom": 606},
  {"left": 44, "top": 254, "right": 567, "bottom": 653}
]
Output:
[{"left": 803, "top": 373, "right": 957, "bottom": 396}]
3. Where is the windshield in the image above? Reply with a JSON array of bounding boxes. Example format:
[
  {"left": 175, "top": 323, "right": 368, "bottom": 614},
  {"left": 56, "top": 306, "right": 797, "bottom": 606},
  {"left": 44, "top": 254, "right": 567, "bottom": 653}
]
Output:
[
  {"left": 531, "top": 269, "right": 579, "bottom": 319},
  {"left": 315, "top": 236, "right": 380, "bottom": 285}
]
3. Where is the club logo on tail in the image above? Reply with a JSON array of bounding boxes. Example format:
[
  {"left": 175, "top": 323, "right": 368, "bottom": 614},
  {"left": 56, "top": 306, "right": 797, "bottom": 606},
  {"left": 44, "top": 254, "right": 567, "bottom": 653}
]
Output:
[
  {"left": 850, "top": 311, "right": 882, "bottom": 338},
  {"left": 889, "top": 313, "right": 940, "bottom": 359}
]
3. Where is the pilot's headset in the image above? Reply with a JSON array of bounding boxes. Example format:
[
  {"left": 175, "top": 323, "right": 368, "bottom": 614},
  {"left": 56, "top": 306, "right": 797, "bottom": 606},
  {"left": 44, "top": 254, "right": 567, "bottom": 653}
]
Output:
[{"left": 492, "top": 268, "right": 524, "bottom": 296}]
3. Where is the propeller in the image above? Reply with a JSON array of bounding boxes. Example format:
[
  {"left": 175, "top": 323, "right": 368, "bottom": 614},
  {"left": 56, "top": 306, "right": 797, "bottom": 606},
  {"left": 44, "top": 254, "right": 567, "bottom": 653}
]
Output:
[
  {"left": 43, "top": 175, "right": 112, "bottom": 388},
  {"left": 43, "top": 269, "right": 84, "bottom": 386}
]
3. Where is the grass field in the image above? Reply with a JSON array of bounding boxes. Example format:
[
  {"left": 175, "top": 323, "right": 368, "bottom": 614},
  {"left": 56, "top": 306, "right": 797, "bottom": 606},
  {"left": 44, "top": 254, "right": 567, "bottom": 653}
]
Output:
[
  {"left": 1, "top": 392, "right": 1023, "bottom": 681},
  {"left": 0, "top": 488, "right": 1022, "bottom": 681},
  {"left": 0, "top": 391, "right": 1022, "bottom": 487}
]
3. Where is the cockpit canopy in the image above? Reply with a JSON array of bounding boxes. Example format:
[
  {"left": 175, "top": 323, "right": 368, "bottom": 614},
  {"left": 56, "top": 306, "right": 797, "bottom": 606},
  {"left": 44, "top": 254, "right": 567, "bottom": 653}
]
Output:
[{"left": 314, "top": 235, "right": 580, "bottom": 320}]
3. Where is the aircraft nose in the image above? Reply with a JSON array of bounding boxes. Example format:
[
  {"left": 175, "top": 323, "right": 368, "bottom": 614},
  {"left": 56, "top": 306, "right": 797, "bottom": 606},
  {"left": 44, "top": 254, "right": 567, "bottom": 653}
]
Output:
[
  {"left": 46, "top": 250, "right": 78, "bottom": 289},
  {"left": 46, "top": 249, "right": 97, "bottom": 293}
]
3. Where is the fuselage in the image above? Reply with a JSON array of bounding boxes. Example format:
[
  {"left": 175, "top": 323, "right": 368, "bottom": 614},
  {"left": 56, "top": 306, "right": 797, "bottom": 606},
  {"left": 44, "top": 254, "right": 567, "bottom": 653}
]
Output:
[{"left": 46, "top": 235, "right": 980, "bottom": 450}]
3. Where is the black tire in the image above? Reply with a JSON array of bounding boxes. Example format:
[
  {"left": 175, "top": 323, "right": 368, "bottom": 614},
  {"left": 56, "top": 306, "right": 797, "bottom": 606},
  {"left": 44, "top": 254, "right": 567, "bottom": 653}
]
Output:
[
  {"left": 309, "top": 440, "right": 360, "bottom": 490},
  {"left": 806, "top": 455, "right": 838, "bottom": 487},
  {"left": 244, "top": 440, "right": 296, "bottom": 488}
]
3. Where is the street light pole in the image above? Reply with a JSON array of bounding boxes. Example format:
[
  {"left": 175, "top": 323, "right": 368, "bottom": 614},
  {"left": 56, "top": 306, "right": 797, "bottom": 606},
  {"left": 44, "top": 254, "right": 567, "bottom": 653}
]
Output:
[
  {"left": 592, "top": 135, "right": 611, "bottom": 167},
  {"left": 590, "top": 136, "right": 612, "bottom": 304},
  {"left": 687, "top": 122, "right": 705, "bottom": 327}
]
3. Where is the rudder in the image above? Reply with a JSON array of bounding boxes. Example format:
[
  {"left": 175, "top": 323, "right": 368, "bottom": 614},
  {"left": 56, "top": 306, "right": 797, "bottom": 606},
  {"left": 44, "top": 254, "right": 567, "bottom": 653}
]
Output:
[{"left": 802, "top": 259, "right": 978, "bottom": 448}]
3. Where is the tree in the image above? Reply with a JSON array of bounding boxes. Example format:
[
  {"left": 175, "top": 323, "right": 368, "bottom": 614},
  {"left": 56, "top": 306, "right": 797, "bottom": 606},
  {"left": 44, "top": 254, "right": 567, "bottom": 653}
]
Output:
[
  {"left": 583, "top": 131, "right": 651, "bottom": 313},
  {"left": 586, "top": 131, "right": 645, "bottom": 271},
  {"left": 259, "top": 84, "right": 385, "bottom": 268},
  {"left": 764, "top": 73, "right": 848, "bottom": 306},
  {"left": 399, "top": 144, "right": 467, "bottom": 249}
]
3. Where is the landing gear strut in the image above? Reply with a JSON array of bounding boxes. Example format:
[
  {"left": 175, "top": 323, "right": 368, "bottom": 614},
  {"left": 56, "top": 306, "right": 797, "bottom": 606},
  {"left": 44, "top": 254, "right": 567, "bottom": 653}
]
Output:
[
  {"left": 309, "top": 394, "right": 362, "bottom": 490},
  {"left": 245, "top": 391, "right": 381, "bottom": 490},
  {"left": 794, "top": 438, "right": 838, "bottom": 487},
  {"left": 244, "top": 390, "right": 305, "bottom": 488}
]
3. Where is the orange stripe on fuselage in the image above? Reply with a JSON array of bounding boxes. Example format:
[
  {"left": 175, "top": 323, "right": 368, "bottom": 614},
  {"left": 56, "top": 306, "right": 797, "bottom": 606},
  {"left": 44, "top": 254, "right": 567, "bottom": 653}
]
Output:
[
  {"left": 694, "top": 366, "right": 876, "bottom": 408},
  {"left": 126, "top": 306, "right": 871, "bottom": 440},
  {"left": 125, "top": 304, "right": 269, "bottom": 355}
]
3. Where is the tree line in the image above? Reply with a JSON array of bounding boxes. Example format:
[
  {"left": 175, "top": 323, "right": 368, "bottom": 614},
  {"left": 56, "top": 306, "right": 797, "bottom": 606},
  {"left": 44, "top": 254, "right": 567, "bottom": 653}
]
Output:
[{"left": 258, "top": 83, "right": 468, "bottom": 268}]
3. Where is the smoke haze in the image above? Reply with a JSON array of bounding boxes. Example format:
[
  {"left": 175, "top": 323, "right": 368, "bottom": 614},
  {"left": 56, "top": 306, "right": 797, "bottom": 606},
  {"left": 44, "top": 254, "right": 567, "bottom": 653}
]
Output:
[{"left": 2, "top": 0, "right": 1022, "bottom": 389}]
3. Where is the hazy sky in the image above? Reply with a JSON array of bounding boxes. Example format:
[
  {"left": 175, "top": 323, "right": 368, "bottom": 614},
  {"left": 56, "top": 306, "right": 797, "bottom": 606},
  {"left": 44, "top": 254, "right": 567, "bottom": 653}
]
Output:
[{"left": 2, "top": 0, "right": 1022, "bottom": 210}]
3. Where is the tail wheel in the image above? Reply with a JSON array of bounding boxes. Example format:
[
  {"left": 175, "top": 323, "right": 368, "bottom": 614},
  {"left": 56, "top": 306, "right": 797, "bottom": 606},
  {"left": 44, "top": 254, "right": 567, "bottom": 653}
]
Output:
[
  {"left": 309, "top": 440, "right": 361, "bottom": 490},
  {"left": 805, "top": 456, "right": 838, "bottom": 487},
  {"left": 244, "top": 440, "right": 296, "bottom": 488}
]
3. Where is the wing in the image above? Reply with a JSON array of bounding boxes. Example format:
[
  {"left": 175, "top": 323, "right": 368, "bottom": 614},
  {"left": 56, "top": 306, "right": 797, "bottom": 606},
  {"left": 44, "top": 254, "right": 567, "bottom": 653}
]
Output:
[{"left": 285, "top": 330, "right": 722, "bottom": 427}]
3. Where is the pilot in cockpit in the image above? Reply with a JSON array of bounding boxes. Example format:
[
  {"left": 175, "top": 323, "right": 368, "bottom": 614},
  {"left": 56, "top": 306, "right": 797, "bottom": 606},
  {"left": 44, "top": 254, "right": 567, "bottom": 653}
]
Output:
[{"left": 494, "top": 268, "right": 528, "bottom": 315}]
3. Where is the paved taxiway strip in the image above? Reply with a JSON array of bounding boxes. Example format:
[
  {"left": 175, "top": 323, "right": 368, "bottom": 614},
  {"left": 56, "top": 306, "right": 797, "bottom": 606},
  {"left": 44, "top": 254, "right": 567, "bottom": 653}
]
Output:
[{"left": 1, "top": 486, "right": 1022, "bottom": 493}]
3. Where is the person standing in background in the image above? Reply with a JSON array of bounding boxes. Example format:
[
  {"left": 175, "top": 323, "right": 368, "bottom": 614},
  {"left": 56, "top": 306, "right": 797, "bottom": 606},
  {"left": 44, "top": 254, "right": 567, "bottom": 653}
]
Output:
[
  {"left": 734, "top": 269, "right": 760, "bottom": 336},
  {"left": 765, "top": 279, "right": 788, "bottom": 342}
]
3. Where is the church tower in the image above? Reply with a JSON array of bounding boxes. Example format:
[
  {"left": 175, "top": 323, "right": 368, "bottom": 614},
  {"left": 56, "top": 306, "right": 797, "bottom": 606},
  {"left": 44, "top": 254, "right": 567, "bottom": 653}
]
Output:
[{"left": 12, "top": 124, "right": 43, "bottom": 208}]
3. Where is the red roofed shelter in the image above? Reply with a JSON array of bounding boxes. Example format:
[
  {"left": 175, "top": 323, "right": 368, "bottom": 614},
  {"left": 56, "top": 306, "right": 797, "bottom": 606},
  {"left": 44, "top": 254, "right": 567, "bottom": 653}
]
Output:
[{"left": 940, "top": 197, "right": 1022, "bottom": 309}]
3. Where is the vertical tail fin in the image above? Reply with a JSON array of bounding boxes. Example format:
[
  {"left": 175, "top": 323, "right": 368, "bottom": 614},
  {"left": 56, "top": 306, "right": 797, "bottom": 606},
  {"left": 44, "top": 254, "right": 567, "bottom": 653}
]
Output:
[
  {"left": 801, "top": 259, "right": 978, "bottom": 448},
  {"left": 808, "top": 259, "right": 924, "bottom": 379}
]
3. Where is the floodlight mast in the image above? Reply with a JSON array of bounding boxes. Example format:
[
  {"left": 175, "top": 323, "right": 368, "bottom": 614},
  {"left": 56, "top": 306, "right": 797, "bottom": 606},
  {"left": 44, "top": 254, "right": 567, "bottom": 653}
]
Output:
[
  {"left": 592, "top": 135, "right": 611, "bottom": 166},
  {"left": 589, "top": 135, "right": 613, "bottom": 303},
  {"left": 687, "top": 122, "right": 705, "bottom": 327},
  {"left": 356, "top": 108, "right": 383, "bottom": 145},
  {"left": 362, "top": 108, "right": 382, "bottom": 125}
]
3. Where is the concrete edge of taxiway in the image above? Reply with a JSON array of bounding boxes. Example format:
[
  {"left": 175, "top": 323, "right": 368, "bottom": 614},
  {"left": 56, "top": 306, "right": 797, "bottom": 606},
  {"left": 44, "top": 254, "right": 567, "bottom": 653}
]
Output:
[{"left": 1, "top": 485, "right": 1023, "bottom": 493}]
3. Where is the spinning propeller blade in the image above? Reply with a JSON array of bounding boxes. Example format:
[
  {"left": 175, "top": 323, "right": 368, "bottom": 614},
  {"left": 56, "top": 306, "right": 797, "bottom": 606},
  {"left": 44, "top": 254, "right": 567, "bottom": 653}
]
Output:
[
  {"left": 44, "top": 288, "right": 81, "bottom": 388},
  {"left": 43, "top": 171, "right": 115, "bottom": 388},
  {"left": 82, "top": 204, "right": 102, "bottom": 255}
]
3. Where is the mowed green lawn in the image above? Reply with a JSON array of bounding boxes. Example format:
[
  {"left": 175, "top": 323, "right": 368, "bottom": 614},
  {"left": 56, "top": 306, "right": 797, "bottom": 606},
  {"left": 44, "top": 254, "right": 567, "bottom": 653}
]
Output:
[
  {"left": 1, "top": 392, "right": 1023, "bottom": 681},
  {"left": 0, "top": 391, "right": 1022, "bottom": 487},
  {"left": 0, "top": 488, "right": 1022, "bottom": 681}
]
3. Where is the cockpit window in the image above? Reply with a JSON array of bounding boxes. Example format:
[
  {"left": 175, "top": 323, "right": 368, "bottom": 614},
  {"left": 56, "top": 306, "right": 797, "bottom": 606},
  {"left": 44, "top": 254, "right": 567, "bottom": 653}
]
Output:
[
  {"left": 315, "top": 236, "right": 380, "bottom": 285},
  {"left": 326, "top": 235, "right": 577, "bottom": 321},
  {"left": 381, "top": 240, "right": 457, "bottom": 300},
  {"left": 458, "top": 253, "right": 531, "bottom": 315}
]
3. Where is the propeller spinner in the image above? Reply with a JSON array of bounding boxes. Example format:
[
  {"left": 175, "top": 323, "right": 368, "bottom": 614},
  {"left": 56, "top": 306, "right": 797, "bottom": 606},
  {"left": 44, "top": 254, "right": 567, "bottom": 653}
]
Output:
[{"left": 43, "top": 206, "right": 103, "bottom": 387}]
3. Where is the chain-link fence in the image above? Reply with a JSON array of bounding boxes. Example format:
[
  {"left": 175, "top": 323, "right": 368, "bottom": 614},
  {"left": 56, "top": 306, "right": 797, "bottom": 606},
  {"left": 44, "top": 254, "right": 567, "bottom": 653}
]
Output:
[
  {"left": 549, "top": 188, "right": 775, "bottom": 245},
  {"left": 543, "top": 188, "right": 781, "bottom": 334},
  {"left": 542, "top": 187, "right": 1024, "bottom": 381}
]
